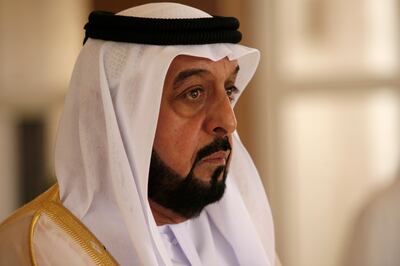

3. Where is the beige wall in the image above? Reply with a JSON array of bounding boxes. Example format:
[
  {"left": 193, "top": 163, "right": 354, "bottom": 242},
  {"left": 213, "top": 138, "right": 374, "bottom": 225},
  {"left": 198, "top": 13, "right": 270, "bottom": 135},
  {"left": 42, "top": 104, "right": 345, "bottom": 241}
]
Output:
[
  {"left": 0, "top": 110, "right": 18, "bottom": 221},
  {"left": 0, "top": 0, "right": 90, "bottom": 220}
]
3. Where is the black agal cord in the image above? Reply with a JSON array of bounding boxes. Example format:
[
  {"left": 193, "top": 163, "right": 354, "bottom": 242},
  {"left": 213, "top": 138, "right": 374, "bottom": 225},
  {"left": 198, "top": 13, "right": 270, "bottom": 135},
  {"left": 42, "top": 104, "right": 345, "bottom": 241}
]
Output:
[{"left": 84, "top": 11, "right": 242, "bottom": 45}]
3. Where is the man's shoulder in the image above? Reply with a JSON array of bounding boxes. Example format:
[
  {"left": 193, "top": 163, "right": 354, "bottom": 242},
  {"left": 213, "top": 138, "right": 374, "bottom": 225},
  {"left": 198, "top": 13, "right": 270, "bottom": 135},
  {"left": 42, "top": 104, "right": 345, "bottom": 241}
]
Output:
[
  {"left": 0, "top": 184, "right": 118, "bottom": 265},
  {"left": 0, "top": 184, "right": 59, "bottom": 265},
  {"left": 0, "top": 184, "right": 60, "bottom": 231}
]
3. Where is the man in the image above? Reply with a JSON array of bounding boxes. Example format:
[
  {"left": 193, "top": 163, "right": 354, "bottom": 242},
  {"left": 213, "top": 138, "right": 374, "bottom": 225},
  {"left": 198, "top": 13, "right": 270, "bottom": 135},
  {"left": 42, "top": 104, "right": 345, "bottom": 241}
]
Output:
[
  {"left": 344, "top": 174, "right": 400, "bottom": 266},
  {"left": 0, "top": 3, "right": 276, "bottom": 265}
]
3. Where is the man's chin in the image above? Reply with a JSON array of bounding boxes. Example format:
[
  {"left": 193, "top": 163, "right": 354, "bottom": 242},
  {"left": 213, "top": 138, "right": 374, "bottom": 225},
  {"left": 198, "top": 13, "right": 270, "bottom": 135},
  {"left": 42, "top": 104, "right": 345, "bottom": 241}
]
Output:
[
  {"left": 193, "top": 169, "right": 225, "bottom": 184},
  {"left": 148, "top": 146, "right": 230, "bottom": 219}
]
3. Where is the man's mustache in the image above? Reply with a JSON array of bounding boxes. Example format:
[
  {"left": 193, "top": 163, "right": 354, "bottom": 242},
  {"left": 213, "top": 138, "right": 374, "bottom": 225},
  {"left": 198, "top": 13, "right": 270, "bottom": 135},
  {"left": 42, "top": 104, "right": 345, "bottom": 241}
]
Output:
[{"left": 194, "top": 137, "right": 231, "bottom": 163}]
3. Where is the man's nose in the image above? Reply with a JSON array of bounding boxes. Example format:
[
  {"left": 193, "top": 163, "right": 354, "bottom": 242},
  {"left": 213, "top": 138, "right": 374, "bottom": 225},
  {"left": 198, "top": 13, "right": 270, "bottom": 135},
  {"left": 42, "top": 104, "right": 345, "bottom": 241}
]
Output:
[{"left": 204, "top": 92, "right": 237, "bottom": 137}]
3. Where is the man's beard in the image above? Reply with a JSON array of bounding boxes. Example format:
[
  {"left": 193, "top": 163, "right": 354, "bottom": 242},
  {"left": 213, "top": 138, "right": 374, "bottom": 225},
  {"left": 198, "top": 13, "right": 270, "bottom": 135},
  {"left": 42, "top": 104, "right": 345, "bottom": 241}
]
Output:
[{"left": 148, "top": 137, "right": 231, "bottom": 219}]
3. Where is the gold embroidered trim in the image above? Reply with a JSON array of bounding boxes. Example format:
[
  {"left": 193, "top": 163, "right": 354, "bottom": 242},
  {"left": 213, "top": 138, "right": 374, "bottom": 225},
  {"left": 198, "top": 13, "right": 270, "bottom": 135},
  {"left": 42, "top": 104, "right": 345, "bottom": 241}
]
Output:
[
  {"left": 29, "top": 212, "right": 40, "bottom": 266},
  {"left": 26, "top": 184, "right": 118, "bottom": 265},
  {"left": 40, "top": 201, "right": 118, "bottom": 265}
]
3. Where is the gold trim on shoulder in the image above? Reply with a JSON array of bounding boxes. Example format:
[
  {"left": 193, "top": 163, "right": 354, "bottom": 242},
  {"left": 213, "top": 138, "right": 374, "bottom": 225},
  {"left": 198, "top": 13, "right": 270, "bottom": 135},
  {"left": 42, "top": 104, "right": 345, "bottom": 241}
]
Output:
[
  {"left": 29, "top": 212, "right": 40, "bottom": 266},
  {"left": 25, "top": 184, "right": 118, "bottom": 265},
  {"left": 0, "top": 185, "right": 58, "bottom": 230}
]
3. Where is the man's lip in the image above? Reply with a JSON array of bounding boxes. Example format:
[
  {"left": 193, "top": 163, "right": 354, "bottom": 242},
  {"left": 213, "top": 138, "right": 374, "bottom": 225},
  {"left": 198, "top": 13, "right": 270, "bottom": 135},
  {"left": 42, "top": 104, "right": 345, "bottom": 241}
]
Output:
[{"left": 201, "top": 151, "right": 230, "bottom": 164}]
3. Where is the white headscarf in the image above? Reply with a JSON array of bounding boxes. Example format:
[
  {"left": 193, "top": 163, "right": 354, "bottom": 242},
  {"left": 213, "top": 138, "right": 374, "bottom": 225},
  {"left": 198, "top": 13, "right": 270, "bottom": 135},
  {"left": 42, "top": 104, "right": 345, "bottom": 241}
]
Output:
[{"left": 55, "top": 3, "right": 275, "bottom": 265}]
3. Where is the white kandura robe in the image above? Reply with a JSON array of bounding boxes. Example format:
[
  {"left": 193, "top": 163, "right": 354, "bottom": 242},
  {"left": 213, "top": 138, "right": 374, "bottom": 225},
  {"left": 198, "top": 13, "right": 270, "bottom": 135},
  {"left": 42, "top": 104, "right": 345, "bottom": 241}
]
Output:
[{"left": 159, "top": 211, "right": 239, "bottom": 266}]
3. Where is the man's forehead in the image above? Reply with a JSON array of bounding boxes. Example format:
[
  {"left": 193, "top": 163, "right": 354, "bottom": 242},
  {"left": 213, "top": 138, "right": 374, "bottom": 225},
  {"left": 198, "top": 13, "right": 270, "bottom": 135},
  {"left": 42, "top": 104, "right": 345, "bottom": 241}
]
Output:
[{"left": 167, "top": 55, "right": 238, "bottom": 74}]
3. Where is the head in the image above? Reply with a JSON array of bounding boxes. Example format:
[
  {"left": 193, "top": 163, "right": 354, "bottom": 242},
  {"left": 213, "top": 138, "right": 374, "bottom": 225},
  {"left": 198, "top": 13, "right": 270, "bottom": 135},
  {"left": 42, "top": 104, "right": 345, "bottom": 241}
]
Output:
[{"left": 148, "top": 55, "right": 239, "bottom": 219}]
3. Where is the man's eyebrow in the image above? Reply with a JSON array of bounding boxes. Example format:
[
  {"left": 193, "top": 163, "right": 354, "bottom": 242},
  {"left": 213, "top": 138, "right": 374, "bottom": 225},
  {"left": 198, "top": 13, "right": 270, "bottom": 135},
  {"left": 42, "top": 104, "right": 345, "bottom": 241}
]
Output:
[
  {"left": 173, "top": 65, "right": 240, "bottom": 88},
  {"left": 173, "top": 68, "right": 209, "bottom": 88},
  {"left": 227, "top": 65, "right": 240, "bottom": 82}
]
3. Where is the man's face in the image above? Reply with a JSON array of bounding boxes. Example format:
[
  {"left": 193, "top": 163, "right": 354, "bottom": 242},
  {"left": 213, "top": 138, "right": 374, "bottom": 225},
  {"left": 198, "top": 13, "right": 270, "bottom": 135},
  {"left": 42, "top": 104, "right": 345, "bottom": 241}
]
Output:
[{"left": 149, "top": 55, "right": 239, "bottom": 218}]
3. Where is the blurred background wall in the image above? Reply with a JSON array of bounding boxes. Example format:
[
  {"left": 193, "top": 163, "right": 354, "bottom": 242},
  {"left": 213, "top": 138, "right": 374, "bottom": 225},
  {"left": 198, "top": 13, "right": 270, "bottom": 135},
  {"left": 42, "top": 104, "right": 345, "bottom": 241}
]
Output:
[
  {"left": 0, "top": 1, "right": 399, "bottom": 266},
  {"left": 0, "top": 0, "right": 90, "bottom": 214}
]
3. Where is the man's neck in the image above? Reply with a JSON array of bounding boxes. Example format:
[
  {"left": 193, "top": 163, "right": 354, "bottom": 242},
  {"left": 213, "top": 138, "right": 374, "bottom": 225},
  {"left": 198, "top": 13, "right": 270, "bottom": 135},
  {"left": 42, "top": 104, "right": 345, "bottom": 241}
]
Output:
[{"left": 148, "top": 199, "right": 188, "bottom": 225}]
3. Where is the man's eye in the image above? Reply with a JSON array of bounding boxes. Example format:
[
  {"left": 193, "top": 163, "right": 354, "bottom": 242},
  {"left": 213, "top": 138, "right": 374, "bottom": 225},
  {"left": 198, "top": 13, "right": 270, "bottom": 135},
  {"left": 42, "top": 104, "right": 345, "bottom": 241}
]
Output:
[
  {"left": 185, "top": 88, "right": 202, "bottom": 100},
  {"left": 226, "top": 86, "right": 238, "bottom": 102}
]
